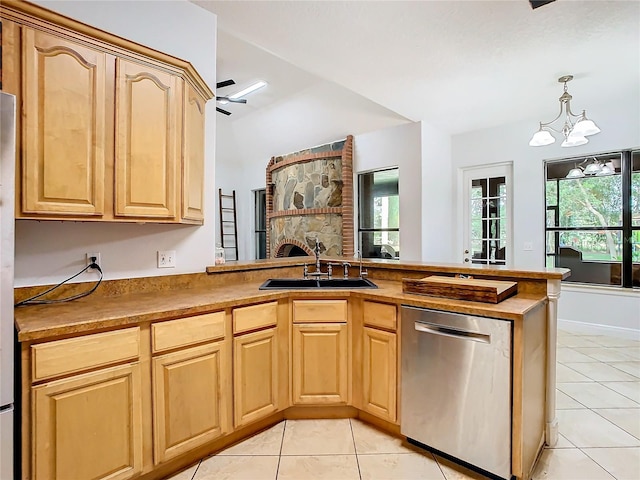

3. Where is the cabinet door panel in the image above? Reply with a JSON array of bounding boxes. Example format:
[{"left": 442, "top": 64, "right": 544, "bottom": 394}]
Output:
[
  {"left": 234, "top": 328, "right": 278, "bottom": 427},
  {"left": 292, "top": 323, "right": 348, "bottom": 404},
  {"left": 22, "top": 28, "right": 106, "bottom": 215},
  {"left": 182, "top": 83, "right": 206, "bottom": 222},
  {"left": 363, "top": 327, "right": 397, "bottom": 422},
  {"left": 115, "top": 59, "right": 178, "bottom": 218},
  {"left": 33, "top": 363, "right": 143, "bottom": 480},
  {"left": 153, "top": 342, "right": 229, "bottom": 463}
]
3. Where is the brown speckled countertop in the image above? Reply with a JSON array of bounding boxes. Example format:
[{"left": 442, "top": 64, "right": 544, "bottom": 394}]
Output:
[
  {"left": 15, "top": 279, "right": 547, "bottom": 343},
  {"left": 207, "top": 257, "right": 570, "bottom": 280}
]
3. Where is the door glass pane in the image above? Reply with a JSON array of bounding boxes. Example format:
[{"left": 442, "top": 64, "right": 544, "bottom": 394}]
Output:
[
  {"left": 469, "top": 175, "right": 506, "bottom": 264},
  {"left": 632, "top": 151, "right": 640, "bottom": 227}
]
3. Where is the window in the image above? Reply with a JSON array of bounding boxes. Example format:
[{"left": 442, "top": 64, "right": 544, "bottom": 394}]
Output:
[
  {"left": 545, "top": 151, "right": 639, "bottom": 288},
  {"left": 358, "top": 168, "right": 399, "bottom": 259},
  {"left": 254, "top": 189, "right": 266, "bottom": 259}
]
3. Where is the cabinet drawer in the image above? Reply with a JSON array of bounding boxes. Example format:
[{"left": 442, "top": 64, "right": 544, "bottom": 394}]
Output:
[
  {"left": 293, "top": 300, "right": 347, "bottom": 323},
  {"left": 233, "top": 302, "right": 278, "bottom": 335},
  {"left": 152, "top": 311, "right": 225, "bottom": 353},
  {"left": 364, "top": 301, "right": 397, "bottom": 331},
  {"left": 32, "top": 327, "right": 140, "bottom": 381}
]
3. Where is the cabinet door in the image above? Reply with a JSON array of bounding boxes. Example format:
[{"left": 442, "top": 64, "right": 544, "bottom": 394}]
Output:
[
  {"left": 234, "top": 328, "right": 278, "bottom": 427},
  {"left": 362, "top": 327, "right": 397, "bottom": 422},
  {"left": 32, "top": 363, "right": 143, "bottom": 480},
  {"left": 153, "top": 341, "right": 230, "bottom": 464},
  {"left": 115, "top": 58, "right": 179, "bottom": 218},
  {"left": 22, "top": 28, "right": 107, "bottom": 216},
  {"left": 181, "top": 82, "right": 206, "bottom": 223},
  {"left": 292, "top": 323, "right": 348, "bottom": 405}
]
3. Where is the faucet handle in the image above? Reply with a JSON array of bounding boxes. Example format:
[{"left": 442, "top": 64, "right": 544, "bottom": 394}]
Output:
[{"left": 341, "top": 262, "right": 351, "bottom": 279}]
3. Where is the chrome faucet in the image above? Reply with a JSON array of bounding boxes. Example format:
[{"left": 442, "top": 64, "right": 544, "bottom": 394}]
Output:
[
  {"left": 304, "top": 238, "right": 331, "bottom": 279},
  {"left": 357, "top": 250, "right": 368, "bottom": 278}
]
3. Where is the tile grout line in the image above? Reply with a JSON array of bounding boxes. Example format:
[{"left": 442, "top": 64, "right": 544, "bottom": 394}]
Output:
[
  {"left": 275, "top": 420, "right": 287, "bottom": 479},
  {"left": 348, "top": 419, "right": 363, "bottom": 480}
]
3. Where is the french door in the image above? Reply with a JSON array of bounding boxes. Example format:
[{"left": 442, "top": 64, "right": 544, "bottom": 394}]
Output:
[{"left": 462, "top": 164, "right": 513, "bottom": 265}]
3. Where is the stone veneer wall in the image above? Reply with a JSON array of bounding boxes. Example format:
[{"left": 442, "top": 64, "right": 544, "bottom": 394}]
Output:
[{"left": 266, "top": 136, "right": 353, "bottom": 258}]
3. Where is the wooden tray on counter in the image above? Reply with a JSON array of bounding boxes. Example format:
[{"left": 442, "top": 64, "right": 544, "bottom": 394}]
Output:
[{"left": 402, "top": 275, "right": 518, "bottom": 303}]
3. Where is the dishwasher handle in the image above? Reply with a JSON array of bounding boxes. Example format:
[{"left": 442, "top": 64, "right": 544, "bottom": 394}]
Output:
[{"left": 414, "top": 321, "right": 491, "bottom": 344}]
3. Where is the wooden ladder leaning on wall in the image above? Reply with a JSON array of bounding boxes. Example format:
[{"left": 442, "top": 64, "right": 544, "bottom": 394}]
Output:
[{"left": 218, "top": 189, "right": 238, "bottom": 261}]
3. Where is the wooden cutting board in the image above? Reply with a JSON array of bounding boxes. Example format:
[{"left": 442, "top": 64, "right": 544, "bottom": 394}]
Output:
[{"left": 402, "top": 275, "right": 518, "bottom": 303}]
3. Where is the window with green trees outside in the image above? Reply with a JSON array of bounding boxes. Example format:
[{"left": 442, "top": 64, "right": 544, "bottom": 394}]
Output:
[{"left": 545, "top": 150, "right": 639, "bottom": 288}]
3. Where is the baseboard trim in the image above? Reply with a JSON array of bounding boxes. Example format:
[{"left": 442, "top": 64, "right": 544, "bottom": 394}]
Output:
[{"left": 558, "top": 318, "right": 640, "bottom": 340}]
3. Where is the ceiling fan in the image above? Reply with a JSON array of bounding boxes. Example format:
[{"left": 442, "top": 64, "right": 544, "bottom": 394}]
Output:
[{"left": 216, "top": 79, "right": 247, "bottom": 116}]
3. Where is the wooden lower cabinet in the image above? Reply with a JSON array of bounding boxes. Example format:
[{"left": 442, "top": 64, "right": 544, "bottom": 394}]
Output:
[
  {"left": 233, "top": 328, "right": 278, "bottom": 427},
  {"left": 152, "top": 341, "right": 230, "bottom": 464},
  {"left": 362, "top": 327, "right": 397, "bottom": 422},
  {"left": 32, "top": 363, "right": 143, "bottom": 480},
  {"left": 292, "top": 323, "right": 348, "bottom": 405}
]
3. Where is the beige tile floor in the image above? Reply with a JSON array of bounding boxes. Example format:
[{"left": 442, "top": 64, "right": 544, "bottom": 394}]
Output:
[{"left": 167, "top": 327, "right": 640, "bottom": 480}]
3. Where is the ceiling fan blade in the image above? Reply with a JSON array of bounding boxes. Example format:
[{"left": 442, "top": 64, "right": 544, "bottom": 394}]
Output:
[
  {"left": 216, "top": 79, "right": 235, "bottom": 89},
  {"left": 216, "top": 106, "right": 232, "bottom": 116},
  {"left": 217, "top": 96, "right": 247, "bottom": 104}
]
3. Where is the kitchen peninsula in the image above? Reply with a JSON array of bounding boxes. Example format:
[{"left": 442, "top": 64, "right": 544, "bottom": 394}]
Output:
[{"left": 14, "top": 259, "right": 568, "bottom": 480}]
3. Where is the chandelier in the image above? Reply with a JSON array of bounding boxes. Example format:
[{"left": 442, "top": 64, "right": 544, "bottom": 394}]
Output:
[
  {"left": 529, "top": 75, "right": 600, "bottom": 148},
  {"left": 565, "top": 157, "right": 615, "bottom": 178}
]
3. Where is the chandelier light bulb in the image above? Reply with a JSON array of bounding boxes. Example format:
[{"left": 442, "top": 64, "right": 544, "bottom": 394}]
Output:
[
  {"left": 561, "top": 135, "right": 588, "bottom": 148},
  {"left": 572, "top": 113, "right": 601, "bottom": 137},
  {"left": 529, "top": 128, "right": 555, "bottom": 146}
]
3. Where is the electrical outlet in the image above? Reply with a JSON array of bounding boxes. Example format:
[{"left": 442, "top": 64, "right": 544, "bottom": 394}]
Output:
[
  {"left": 523, "top": 242, "right": 533, "bottom": 251},
  {"left": 157, "top": 250, "right": 176, "bottom": 268},
  {"left": 86, "top": 252, "right": 101, "bottom": 270}
]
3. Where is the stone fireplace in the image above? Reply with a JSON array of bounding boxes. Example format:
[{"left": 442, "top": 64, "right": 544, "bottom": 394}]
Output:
[{"left": 266, "top": 136, "right": 354, "bottom": 258}]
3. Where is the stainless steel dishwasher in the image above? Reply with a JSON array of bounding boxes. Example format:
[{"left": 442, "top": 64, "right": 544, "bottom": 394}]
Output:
[{"left": 401, "top": 306, "right": 513, "bottom": 480}]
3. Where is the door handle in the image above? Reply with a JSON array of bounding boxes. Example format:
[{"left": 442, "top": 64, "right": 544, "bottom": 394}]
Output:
[{"left": 414, "top": 321, "right": 491, "bottom": 344}]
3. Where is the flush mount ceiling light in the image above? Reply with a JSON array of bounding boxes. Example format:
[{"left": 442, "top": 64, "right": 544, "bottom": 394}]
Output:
[{"left": 529, "top": 75, "right": 600, "bottom": 148}]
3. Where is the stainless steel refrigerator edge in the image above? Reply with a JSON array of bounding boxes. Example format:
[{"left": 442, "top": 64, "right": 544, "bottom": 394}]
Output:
[
  {"left": 401, "top": 306, "right": 512, "bottom": 480},
  {"left": 0, "top": 92, "right": 16, "bottom": 480}
]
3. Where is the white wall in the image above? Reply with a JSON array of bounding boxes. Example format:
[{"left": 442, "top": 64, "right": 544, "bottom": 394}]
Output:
[
  {"left": 420, "top": 122, "right": 454, "bottom": 262},
  {"left": 16, "top": 1, "right": 217, "bottom": 286},
  {"left": 452, "top": 102, "right": 640, "bottom": 332},
  {"left": 353, "top": 122, "right": 423, "bottom": 262}
]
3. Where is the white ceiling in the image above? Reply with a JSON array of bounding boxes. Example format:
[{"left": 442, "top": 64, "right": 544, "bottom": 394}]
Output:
[{"left": 194, "top": 0, "right": 639, "bottom": 135}]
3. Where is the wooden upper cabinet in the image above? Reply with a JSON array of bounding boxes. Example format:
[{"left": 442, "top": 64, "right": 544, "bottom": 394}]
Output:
[
  {"left": 115, "top": 59, "right": 179, "bottom": 219},
  {"left": 21, "top": 27, "right": 107, "bottom": 216},
  {"left": 182, "top": 82, "right": 207, "bottom": 223},
  {"left": 3, "top": 1, "right": 213, "bottom": 223}
]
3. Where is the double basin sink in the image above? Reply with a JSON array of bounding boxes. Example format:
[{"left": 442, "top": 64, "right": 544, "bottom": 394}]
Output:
[{"left": 259, "top": 277, "right": 378, "bottom": 290}]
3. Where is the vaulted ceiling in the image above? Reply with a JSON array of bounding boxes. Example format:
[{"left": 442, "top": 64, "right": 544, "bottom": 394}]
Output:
[{"left": 194, "top": 0, "right": 639, "bottom": 136}]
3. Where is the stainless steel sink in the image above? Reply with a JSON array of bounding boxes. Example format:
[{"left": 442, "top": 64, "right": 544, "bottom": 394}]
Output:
[{"left": 259, "top": 278, "right": 378, "bottom": 290}]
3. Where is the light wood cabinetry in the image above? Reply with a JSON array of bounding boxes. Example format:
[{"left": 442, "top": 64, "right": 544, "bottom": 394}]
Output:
[
  {"left": 21, "top": 27, "right": 107, "bottom": 216},
  {"left": 182, "top": 81, "right": 207, "bottom": 223},
  {"left": 232, "top": 302, "right": 280, "bottom": 427},
  {"left": 31, "top": 339, "right": 143, "bottom": 480},
  {"left": 362, "top": 327, "right": 396, "bottom": 422},
  {"left": 0, "top": 1, "right": 213, "bottom": 223},
  {"left": 153, "top": 341, "right": 229, "bottom": 463},
  {"left": 233, "top": 328, "right": 278, "bottom": 427},
  {"left": 361, "top": 301, "right": 397, "bottom": 422},
  {"left": 292, "top": 300, "right": 349, "bottom": 405},
  {"left": 114, "top": 58, "right": 179, "bottom": 219},
  {"left": 150, "top": 312, "right": 230, "bottom": 464}
]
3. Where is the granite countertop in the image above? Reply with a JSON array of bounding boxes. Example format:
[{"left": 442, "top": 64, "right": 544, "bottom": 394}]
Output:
[
  {"left": 15, "top": 279, "right": 548, "bottom": 343},
  {"left": 207, "top": 257, "right": 570, "bottom": 281}
]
